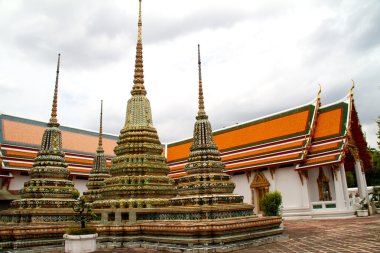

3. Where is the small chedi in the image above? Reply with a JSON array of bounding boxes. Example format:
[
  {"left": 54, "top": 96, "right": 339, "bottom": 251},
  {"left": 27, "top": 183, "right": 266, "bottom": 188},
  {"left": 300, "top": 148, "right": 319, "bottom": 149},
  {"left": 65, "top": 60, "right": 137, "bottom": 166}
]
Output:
[
  {"left": 3, "top": 54, "right": 79, "bottom": 217},
  {"left": 91, "top": 0, "right": 176, "bottom": 211},
  {"left": 0, "top": 54, "right": 80, "bottom": 251},
  {"left": 169, "top": 45, "right": 255, "bottom": 221},
  {"left": 83, "top": 100, "right": 111, "bottom": 203},
  {"left": 171, "top": 45, "right": 251, "bottom": 219}
]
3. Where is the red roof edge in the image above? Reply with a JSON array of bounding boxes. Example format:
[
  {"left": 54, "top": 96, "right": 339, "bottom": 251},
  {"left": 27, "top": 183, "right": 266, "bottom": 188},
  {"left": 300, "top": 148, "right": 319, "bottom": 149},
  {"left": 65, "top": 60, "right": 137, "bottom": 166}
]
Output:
[{"left": 350, "top": 102, "right": 372, "bottom": 170}]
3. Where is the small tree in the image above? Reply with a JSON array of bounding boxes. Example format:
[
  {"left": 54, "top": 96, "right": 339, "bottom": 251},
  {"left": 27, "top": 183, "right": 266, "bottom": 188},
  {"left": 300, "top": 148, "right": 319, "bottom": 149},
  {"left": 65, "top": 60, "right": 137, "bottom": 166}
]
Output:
[
  {"left": 260, "top": 191, "right": 282, "bottom": 216},
  {"left": 67, "top": 197, "right": 97, "bottom": 235}
]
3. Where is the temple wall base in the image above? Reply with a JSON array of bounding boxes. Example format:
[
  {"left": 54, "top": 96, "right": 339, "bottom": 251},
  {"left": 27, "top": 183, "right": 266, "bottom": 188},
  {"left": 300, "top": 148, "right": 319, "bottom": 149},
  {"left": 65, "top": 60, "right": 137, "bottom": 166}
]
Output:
[{"left": 0, "top": 215, "right": 283, "bottom": 252}]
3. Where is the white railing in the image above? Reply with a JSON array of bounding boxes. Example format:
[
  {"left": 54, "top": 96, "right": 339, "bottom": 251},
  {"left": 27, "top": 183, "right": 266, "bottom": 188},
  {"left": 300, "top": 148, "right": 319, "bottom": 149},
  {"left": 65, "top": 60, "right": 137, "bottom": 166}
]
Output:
[{"left": 311, "top": 201, "right": 337, "bottom": 210}]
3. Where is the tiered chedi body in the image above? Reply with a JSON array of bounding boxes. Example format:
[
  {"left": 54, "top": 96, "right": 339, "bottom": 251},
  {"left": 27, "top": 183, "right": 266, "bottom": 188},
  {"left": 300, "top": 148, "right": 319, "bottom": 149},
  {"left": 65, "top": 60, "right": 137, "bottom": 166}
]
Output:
[
  {"left": 172, "top": 45, "right": 246, "bottom": 207},
  {"left": 83, "top": 100, "right": 110, "bottom": 203},
  {"left": 11, "top": 54, "right": 79, "bottom": 209},
  {"left": 92, "top": 0, "right": 176, "bottom": 209}
]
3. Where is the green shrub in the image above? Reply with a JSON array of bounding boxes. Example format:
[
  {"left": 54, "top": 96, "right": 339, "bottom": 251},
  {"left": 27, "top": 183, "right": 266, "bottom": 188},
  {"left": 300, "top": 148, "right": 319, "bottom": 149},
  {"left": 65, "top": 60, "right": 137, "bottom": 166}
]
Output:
[
  {"left": 260, "top": 191, "right": 282, "bottom": 216},
  {"left": 72, "top": 190, "right": 80, "bottom": 199},
  {"left": 66, "top": 226, "right": 97, "bottom": 235},
  {"left": 345, "top": 171, "right": 356, "bottom": 188}
]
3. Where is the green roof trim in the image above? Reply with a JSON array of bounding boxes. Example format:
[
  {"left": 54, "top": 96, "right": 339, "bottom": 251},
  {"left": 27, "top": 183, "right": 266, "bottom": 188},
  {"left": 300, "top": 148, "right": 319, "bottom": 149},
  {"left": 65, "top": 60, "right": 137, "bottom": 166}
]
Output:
[
  {"left": 225, "top": 153, "right": 304, "bottom": 172},
  {"left": 298, "top": 154, "right": 342, "bottom": 170},
  {"left": 223, "top": 146, "right": 306, "bottom": 164},
  {"left": 308, "top": 141, "right": 345, "bottom": 156},
  {"left": 167, "top": 138, "right": 192, "bottom": 148}
]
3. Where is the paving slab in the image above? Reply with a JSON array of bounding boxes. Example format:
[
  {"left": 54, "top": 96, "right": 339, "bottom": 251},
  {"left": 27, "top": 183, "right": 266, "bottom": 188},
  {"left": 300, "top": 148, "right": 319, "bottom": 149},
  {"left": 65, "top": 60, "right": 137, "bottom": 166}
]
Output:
[{"left": 240, "top": 214, "right": 380, "bottom": 253}]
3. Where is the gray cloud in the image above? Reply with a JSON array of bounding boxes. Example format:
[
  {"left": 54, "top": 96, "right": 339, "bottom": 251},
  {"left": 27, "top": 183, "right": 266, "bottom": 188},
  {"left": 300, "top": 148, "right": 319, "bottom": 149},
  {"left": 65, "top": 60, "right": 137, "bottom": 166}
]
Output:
[{"left": 0, "top": 0, "right": 379, "bottom": 150}]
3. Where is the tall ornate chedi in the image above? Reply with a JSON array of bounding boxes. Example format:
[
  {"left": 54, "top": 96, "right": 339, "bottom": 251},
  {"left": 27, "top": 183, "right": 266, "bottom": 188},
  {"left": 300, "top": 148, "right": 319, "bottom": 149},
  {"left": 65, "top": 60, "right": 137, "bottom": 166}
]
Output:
[
  {"left": 171, "top": 45, "right": 248, "bottom": 209},
  {"left": 93, "top": 0, "right": 176, "bottom": 209},
  {"left": 11, "top": 54, "right": 79, "bottom": 210},
  {"left": 83, "top": 100, "right": 110, "bottom": 203}
]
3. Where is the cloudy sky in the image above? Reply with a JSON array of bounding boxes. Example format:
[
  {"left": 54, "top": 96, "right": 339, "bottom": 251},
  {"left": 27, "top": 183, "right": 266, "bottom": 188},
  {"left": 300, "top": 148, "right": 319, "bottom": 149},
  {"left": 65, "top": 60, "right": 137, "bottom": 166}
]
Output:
[{"left": 0, "top": 0, "right": 379, "bottom": 148}]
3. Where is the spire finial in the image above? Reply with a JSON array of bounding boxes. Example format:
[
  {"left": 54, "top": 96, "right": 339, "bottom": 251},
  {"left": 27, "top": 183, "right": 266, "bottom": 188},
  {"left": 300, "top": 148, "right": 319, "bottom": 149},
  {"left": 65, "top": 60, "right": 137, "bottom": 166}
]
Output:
[
  {"left": 317, "top": 83, "right": 322, "bottom": 99},
  {"left": 97, "top": 100, "right": 104, "bottom": 153},
  {"left": 138, "top": 0, "right": 142, "bottom": 42},
  {"left": 131, "top": 0, "right": 146, "bottom": 96},
  {"left": 197, "top": 44, "right": 206, "bottom": 118},
  {"left": 49, "top": 53, "right": 60, "bottom": 127},
  {"left": 350, "top": 79, "right": 355, "bottom": 97}
]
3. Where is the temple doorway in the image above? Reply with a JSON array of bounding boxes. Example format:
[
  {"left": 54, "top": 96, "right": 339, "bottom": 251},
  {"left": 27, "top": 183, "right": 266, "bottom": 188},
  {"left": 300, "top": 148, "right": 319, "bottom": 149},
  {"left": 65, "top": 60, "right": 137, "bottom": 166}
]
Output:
[{"left": 250, "top": 171, "right": 270, "bottom": 213}]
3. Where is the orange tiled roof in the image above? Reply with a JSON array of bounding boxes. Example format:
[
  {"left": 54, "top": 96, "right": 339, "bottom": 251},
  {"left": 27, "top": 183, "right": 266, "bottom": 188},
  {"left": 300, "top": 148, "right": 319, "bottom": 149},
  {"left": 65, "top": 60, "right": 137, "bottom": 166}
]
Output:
[
  {"left": 1, "top": 119, "right": 116, "bottom": 156},
  {"left": 167, "top": 100, "right": 319, "bottom": 175},
  {"left": 0, "top": 114, "right": 117, "bottom": 176}
]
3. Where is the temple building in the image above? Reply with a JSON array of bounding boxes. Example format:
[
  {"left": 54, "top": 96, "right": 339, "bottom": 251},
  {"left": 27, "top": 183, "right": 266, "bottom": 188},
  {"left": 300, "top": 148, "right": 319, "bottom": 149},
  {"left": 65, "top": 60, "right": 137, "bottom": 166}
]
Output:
[
  {"left": 167, "top": 84, "right": 371, "bottom": 218},
  {"left": 0, "top": 86, "right": 371, "bottom": 219},
  {"left": 0, "top": 86, "right": 371, "bottom": 220}
]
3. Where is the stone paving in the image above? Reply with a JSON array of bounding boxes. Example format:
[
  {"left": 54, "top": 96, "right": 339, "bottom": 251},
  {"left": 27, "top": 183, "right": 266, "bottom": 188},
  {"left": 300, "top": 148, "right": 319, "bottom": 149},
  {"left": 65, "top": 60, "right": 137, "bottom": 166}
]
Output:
[{"left": 240, "top": 214, "right": 380, "bottom": 253}]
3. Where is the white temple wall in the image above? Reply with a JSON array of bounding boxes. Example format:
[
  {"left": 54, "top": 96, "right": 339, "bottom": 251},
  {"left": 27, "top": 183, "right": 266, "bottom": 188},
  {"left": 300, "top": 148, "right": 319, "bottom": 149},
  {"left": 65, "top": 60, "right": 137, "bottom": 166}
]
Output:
[
  {"left": 72, "top": 178, "right": 88, "bottom": 195},
  {"left": 8, "top": 173, "right": 29, "bottom": 191},
  {"left": 308, "top": 169, "right": 319, "bottom": 202},
  {"left": 262, "top": 170, "right": 275, "bottom": 190},
  {"left": 231, "top": 167, "right": 306, "bottom": 210},
  {"left": 231, "top": 173, "right": 251, "bottom": 204},
  {"left": 275, "top": 166, "right": 303, "bottom": 209}
]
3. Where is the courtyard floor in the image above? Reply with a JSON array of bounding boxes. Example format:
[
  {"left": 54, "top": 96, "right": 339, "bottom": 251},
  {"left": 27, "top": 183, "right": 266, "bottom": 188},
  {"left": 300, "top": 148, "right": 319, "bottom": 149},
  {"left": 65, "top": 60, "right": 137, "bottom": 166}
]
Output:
[
  {"left": 240, "top": 214, "right": 380, "bottom": 253},
  {"left": 94, "top": 214, "right": 380, "bottom": 253}
]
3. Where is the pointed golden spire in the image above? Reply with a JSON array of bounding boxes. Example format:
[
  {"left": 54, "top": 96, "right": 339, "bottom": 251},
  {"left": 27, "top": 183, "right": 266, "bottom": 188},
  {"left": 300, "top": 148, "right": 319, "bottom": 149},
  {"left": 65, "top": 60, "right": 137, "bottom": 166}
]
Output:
[
  {"left": 97, "top": 100, "right": 104, "bottom": 153},
  {"left": 137, "top": 0, "right": 142, "bottom": 42},
  {"left": 131, "top": 0, "right": 146, "bottom": 96},
  {"left": 48, "top": 53, "right": 60, "bottom": 127},
  {"left": 197, "top": 44, "right": 207, "bottom": 119},
  {"left": 350, "top": 79, "right": 355, "bottom": 97}
]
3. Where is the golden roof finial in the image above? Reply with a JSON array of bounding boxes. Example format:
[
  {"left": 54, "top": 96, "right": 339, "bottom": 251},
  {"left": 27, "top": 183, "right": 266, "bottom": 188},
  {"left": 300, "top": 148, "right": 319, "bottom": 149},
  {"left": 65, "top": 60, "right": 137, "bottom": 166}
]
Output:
[
  {"left": 131, "top": 0, "right": 146, "bottom": 96},
  {"left": 97, "top": 100, "right": 104, "bottom": 153},
  {"left": 317, "top": 83, "right": 322, "bottom": 100},
  {"left": 48, "top": 53, "right": 60, "bottom": 127},
  {"left": 197, "top": 44, "right": 207, "bottom": 118},
  {"left": 350, "top": 79, "right": 355, "bottom": 97}
]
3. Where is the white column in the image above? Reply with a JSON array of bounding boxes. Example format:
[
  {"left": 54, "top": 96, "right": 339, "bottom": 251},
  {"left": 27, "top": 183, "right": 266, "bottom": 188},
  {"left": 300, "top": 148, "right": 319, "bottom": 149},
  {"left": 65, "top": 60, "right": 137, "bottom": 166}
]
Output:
[
  {"left": 354, "top": 160, "right": 366, "bottom": 198},
  {"left": 333, "top": 168, "right": 346, "bottom": 210},
  {"left": 339, "top": 164, "right": 350, "bottom": 208},
  {"left": 300, "top": 172, "right": 311, "bottom": 208},
  {"left": 362, "top": 171, "right": 368, "bottom": 199}
]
